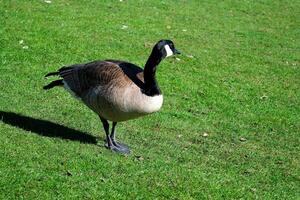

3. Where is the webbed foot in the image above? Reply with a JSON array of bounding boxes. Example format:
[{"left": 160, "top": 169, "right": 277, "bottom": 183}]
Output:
[{"left": 105, "top": 142, "right": 130, "bottom": 154}]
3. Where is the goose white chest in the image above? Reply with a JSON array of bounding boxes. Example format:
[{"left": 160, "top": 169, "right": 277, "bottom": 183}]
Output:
[
  {"left": 82, "top": 85, "right": 163, "bottom": 122},
  {"left": 128, "top": 92, "right": 163, "bottom": 114},
  {"left": 115, "top": 85, "right": 163, "bottom": 115}
]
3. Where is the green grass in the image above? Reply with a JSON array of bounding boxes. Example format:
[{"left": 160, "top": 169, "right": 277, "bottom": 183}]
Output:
[{"left": 1, "top": 0, "right": 299, "bottom": 199}]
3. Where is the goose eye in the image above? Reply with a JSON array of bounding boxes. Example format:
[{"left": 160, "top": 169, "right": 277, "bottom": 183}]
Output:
[{"left": 170, "top": 44, "right": 175, "bottom": 50}]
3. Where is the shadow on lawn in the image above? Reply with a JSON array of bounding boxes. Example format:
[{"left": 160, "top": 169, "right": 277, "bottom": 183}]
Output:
[{"left": 0, "top": 111, "right": 98, "bottom": 144}]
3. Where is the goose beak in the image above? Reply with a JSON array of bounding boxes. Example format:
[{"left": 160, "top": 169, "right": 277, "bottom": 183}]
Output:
[{"left": 174, "top": 49, "right": 181, "bottom": 55}]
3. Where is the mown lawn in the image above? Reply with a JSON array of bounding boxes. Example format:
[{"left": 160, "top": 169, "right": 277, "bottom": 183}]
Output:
[{"left": 0, "top": 0, "right": 299, "bottom": 199}]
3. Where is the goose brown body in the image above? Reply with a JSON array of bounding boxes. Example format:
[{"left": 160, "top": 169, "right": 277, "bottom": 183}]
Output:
[
  {"left": 43, "top": 39, "right": 180, "bottom": 153},
  {"left": 60, "top": 60, "right": 163, "bottom": 122}
]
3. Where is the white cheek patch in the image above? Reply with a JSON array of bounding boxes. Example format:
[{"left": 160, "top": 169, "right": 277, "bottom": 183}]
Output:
[{"left": 164, "top": 45, "right": 173, "bottom": 57}]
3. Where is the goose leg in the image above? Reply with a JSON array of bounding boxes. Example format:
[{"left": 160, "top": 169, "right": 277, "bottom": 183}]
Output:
[
  {"left": 99, "top": 116, "right": 113, "bottom": 148},
  {"left": 111, "top": 122, "right": 130, "bottom": 154},
  {"left": 99, "top": 116, "right": 129, "bottom": 154}
]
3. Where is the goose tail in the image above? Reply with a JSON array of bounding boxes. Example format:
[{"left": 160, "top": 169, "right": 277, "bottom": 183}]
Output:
[
  {"left": 43, "top": 79, "right": 63, "bottom": 90},
  {"left": 43, "top": 65, "right": 74, "bottom": 90},
  {"left": 45, "top": 71, "right": 59, "bottom": 78}
]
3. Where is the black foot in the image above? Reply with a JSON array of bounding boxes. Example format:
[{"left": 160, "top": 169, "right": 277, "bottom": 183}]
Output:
[
  {"left": 114, "top": 141, "right": 130, "bottom": 151},
  {"left": 105, "top": 143, "right": 130, "bottom": 154}
]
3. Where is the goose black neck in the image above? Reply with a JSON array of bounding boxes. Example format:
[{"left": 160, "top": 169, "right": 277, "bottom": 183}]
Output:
[{"left": 143, "top": 51, "right": 162, "bottom": 96}]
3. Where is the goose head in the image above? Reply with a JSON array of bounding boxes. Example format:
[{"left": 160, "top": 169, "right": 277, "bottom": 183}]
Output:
[{"left": 152, "top": 40, "right": 181, "bottom": 60}]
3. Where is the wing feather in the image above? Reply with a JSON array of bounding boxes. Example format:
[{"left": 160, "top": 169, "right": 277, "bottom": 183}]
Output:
[{"left": 59, "top": 60, "right": 144, "bottom": 97}]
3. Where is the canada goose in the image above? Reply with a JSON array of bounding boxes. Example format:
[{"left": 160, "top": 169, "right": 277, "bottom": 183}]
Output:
[{"left": 44, "top": 39, "right": 180, "bottom": 154}]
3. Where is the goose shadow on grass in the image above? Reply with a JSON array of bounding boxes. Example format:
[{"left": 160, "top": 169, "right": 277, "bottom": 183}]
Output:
[{"left": 0, "top": 111, "right": 98, "bottom": 144}]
